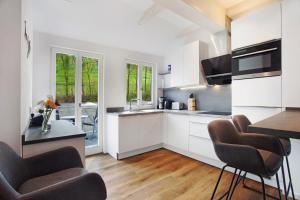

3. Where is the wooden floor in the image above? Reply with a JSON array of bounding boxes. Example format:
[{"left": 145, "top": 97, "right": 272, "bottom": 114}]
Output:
[{"left": 86, "top": 149, "right": 282, "bottom": 200}]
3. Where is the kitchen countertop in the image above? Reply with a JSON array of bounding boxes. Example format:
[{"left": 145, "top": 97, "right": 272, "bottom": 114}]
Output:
[{"left": 106, "top": 109, "right": 232, "bottom": 118}]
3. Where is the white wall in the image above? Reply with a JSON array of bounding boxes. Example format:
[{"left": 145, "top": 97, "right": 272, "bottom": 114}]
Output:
[
  {"left": 0, "top": 0, "right": 22, "bottom": 153},
  {"left": 32, "top": 32, "right": 164, "bottom": 108},
  {"left": 21, "top": 0, "right": 33, "bottom": 133}
]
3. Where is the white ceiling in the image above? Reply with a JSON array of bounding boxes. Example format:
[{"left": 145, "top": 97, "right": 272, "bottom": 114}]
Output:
[
  {"left": 215, "top": 0, "right": 245, "bottom": 9},
  {"left": 32, "top": 0, "right": 195, "bottom": 56}
]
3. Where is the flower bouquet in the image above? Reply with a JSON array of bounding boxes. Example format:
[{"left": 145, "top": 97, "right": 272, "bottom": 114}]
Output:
[{"left": 36, "top": 97, "right": 59, "bottom": 132}]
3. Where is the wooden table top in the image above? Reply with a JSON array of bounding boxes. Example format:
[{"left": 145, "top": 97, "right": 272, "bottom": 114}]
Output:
[{"left": 249, "top": 110, "right": 300, "bottom": 139}]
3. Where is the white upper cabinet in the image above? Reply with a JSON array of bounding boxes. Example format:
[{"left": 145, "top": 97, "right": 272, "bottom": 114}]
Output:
[
  {"left": 231, "top": 3, "right": 282, "bottom": 50},
  {"left": 183, "top": 41, "right": 207, "bottom": 87},
  {"left": 165, "top": 41, "right": 207, "bottom": 87},
  {"left": 282, "top": 0, "right": 300, "bottom": 108}
]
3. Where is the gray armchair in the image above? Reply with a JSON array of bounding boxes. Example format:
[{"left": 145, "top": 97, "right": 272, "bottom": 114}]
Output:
[{"left": 0, "top": 142, "right": 107, "bottom": 200}]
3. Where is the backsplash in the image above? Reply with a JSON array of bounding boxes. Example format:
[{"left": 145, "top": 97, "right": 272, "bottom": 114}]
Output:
[{"left": 163, "top": 85, "right": 232, "bottom": 112}]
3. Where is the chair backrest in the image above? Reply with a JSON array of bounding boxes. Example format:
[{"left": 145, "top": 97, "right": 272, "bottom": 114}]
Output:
[
  {"left": 232, "top": 115, "right": 251, "bottom": 133},
  {"left": 0, "top": 142, "right": 29, "bottom": 190},
  {"left": 208, "top": 120, "right": 240, "bottom": 145}
]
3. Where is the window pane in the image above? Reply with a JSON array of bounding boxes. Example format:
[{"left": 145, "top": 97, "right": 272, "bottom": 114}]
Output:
[
  {"left": 142, "top": 65, "right": 152, "bottom": 102},
  {"left": 56, "top": 53, "right": 76, "bottom": 103},
  {"left": 126, "top": 63, "right": 138, "bottom": 102},
  {"left": 82, "top": 57, "right": 98, "bottom": 103}
]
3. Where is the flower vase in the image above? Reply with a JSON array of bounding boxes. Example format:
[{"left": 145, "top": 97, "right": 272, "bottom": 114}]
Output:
[{"left": 41, "top": 109, "right": 52, "bottom": 133}]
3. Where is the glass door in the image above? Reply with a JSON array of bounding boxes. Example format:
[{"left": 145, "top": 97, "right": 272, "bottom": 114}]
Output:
[
  {"left": 52, "top": 48, "right": 103, "bottom": 155},
  {"left": 79, "top": 53, "right": 103, "bottom": 155}
]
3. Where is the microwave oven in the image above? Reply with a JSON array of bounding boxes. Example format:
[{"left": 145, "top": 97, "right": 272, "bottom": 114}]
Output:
[{"left": 232, "top": 39, "right": 281, "bottom": 80}]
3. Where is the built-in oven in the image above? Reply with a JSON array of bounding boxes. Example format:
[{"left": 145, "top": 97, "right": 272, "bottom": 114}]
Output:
[{"left": 232, "top": 39, "right": 281, "bottom": 80}]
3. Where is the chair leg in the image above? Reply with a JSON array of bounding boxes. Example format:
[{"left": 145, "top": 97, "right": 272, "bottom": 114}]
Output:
[
  {"left": 285, "top": 156, "right": 295, "bottom": 200},
  {"left": 225, "top": 169, "right": 238, "bottom": 200},
  {"left": 243, "top": 172, "right": 282, "bottom": 200},
  {"left": 228, "top": 170, "right": 242, "bottom": 200},
  {"left": 258, "top": 175, "right": 266, "bottom": 200},
  {"left": 281, "top": 164, "right": 289, "bottom": 200},
  {"left": 276, "top": 173, "right": 282, "bottom": 200},
  {"left": 211, "top": 165, "right": 227, "bottom": 200}
]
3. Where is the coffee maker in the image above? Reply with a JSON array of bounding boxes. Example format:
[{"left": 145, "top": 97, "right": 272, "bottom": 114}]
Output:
[{"left": 158, "top": 97, "right": 166, "bottom": 109}]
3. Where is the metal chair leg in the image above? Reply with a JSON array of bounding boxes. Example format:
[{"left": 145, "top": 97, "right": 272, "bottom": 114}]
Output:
[
  {"left": 276, "top": 173, "right": 282, "bottom": 200},
  {"left": 285, "top": 156, "right": 295, "bottom": 200},
  {"left": 228, "top": 170, "right": 242, "bottom": 200},
  {"left": 211, "top": 165, "right": 227, "bottom": 200},
  {"left": 225, "top": 169, "right": 238, "bottom": 200},
  {"left": 258, "top": 175, "right": 266, "bottom": 200},
  {"left": 281, "top": 164, "right": 289, "bottom": 200}
]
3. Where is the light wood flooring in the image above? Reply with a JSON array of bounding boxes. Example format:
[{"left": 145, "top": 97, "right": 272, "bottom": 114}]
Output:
[{"left": 86, "top": 149, "right": 283, "bottom": 200}]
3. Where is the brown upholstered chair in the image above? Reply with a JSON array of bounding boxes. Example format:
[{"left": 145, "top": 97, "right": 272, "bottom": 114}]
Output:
[
  {"left": 233, "top": 115, "right": 294, "bottom": 199},
  {"left": 208, "top": 120, "right": 283, "bottom": 200},
  {"left": 0, "top": 142, "right": 107, "bottom": 200}
]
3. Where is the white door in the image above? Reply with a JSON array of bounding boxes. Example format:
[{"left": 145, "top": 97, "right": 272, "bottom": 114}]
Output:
[{"left": 52, "top": 48, "right": 104, "bottom": 155}]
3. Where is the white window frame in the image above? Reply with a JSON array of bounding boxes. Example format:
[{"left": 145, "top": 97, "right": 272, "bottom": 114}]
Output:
[{"left": 125, "top": 59, "right": 155, "bottom": 109}]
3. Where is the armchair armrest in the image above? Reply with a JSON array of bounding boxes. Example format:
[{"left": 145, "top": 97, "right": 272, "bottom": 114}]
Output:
[
  {"left": 214, "top": 143, "right": 266, "bottom": 175},
  {"left": 239, "top": 133, "right": 282, "bottom": 155},
  {"left": 18, "top": 173, "right": 107, "bottom": 200},
  {"left": 25, "top": 147, "right": 83, "bottom": 178}
]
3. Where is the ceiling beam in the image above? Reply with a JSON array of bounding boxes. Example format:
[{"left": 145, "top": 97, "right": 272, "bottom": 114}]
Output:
[{"left": 138, "top": 3, "right": 164, "bottom": 25}]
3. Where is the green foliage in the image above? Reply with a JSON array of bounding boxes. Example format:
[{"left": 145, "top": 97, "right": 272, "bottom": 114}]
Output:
[
  {"left": 126, "top": 64, "right": 152, "bottom": 103},
  {"left": 126, "top": 64, "right": 138, "bottom": 102},
  {"left": 56, "top": 53, "right": 76, "bottom": 103},
  {"left": 56, "top": 54, "right": 99, "bottom": 103}
]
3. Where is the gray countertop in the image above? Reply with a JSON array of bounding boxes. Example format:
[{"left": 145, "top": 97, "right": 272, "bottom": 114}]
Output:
[
  {"left": 22, "top": 120, "right": 86, "bottom": 145},
  {"left": 106, "top": 109, "right": 232, "bottom": 119}
]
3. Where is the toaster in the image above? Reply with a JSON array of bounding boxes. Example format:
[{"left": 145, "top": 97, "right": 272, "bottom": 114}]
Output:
[{"left": 172, "top": 102, "right": 184, "bottom": 110}]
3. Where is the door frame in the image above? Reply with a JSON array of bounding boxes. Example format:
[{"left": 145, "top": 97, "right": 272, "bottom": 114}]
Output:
[{"left": 50, "top": 46, "right": 105, "bottom": 156}]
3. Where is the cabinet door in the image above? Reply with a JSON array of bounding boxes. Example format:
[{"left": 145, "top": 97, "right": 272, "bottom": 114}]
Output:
[
  {"left": 166, "top": 114, "right": 189, "bottom": 151},
  {"left": 282, "top": 0, "right": 300, "bottom": 107},
  {"left": 183, "top": 41, "right": 199, "bottom": 86},
  {"left": 232, "top": 76, "right": 282, "bottom": 107},
  {"left": 119, "top": 116, "right": 141, "bottom": 153},
  {"left": 140, "top": 114, "right": 163, "bottom": 147},
  {"left": 231, "top": 3, "right": 281, "bottom": 50},
  {"left": 165, "top": 48, "right": 183, "bottom": 87}
]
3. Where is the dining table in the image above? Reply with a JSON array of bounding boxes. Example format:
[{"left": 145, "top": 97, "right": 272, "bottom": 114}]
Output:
[{"left": 248, "top": 108, "right": 300, "bottom": 200}]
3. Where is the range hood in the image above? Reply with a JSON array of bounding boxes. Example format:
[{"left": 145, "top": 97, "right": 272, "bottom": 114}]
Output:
[{"left": 201, "top": 54, "right": 232, "bottom": 85}]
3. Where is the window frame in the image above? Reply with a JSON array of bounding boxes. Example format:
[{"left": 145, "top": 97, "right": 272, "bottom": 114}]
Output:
[{"left": 125, "top": 59, "right": 155, "bottom": 108}]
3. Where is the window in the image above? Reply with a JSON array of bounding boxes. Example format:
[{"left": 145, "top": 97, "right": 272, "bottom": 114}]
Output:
[{"left": 126, "top": 60, "right": 154, "bottom": 105}]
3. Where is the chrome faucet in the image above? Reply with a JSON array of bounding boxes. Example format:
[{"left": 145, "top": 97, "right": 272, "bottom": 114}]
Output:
[{"left": 129, "top": 98, "right": 140, "bottom": 110}]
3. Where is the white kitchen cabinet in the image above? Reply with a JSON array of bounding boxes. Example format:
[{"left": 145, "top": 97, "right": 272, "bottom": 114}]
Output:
[
  {"left": 182, "top": 40, "right": 207, "bottom": 86},
  {"left": 189, "top": 136, "right": 218, "bottom": 160},
  {"left": 166, "top": 114, "right": 189, "bottom": 151},
  {"left": 165, "top": 48, "right": 184, "bottom": 87},
  {"left": 106, "top": 113, "right": 164, "bottom": 159},
  {"left": 232, "top": 76, "right": 282, "bottom": 107},
  {"left": 119, "top": 116, "right": 141, "bottom": 153},
  {"left": 282, "top": 0, "right": 300, "bottom": 108},
  {"left": 165, "top": 41, "right": 207, "bottom": 88},
  {"left": 139, "top": 114, "right": 163, "bottom": 148},
  {"left": 231, "top": 3, "right": 281, "bottom": 50}
]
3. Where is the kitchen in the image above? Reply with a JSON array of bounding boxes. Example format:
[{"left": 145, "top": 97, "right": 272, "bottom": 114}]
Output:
[{"left": 1, "top": 0, "right": 300, "bottom": 199}]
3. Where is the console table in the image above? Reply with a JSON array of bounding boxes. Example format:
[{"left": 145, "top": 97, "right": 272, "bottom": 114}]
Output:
[{"left": 22, "top": 120, "right": 86, "bottom": 165}]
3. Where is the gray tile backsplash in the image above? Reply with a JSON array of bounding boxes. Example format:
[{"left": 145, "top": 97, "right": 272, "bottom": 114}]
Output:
[{"left": 163, "top": 85, "right": 231, "bottom": 112}]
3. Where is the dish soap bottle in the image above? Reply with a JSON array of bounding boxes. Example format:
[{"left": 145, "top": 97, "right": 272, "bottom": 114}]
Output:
[{"left": 188, "top": 93, "right": 196, "bottom": 111}]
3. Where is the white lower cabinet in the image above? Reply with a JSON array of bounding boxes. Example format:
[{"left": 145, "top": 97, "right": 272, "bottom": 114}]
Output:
[
  {"left": 166, "top": 114, "right": 189, "bottom": 151},
  {"left": 189, "top": 136, "right": 218, "bottom": 160},
  {"left": 106, "top": 113, "right": 164, "bottom": 159}
]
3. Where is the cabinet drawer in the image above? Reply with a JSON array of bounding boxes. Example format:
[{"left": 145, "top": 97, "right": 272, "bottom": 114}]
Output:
[
  {"left": 189, "top": 122, "right": 210, "bottom": 139},
  {"left": 189, "top": 116, "right": 217, "bottom": 124},
  {"left": 188, "top": 136, "right": 218, "bottom": 160}
]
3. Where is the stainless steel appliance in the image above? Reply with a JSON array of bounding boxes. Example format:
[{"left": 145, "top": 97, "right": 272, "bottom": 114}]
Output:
[
  {"left": 232, "top": 39, "right": 281, "bottom": 80},
  {"left": 164, "top": 100, "right": 173, "bottom": 110},
  {"left": 172, "top": 102, "right": 184, "bottom": 110},
  {"left": 201, "top": 54, "right": 232, "bottom": 85},
  {"left": 158, "top": 97, "right": 166, "bottom": 109}
]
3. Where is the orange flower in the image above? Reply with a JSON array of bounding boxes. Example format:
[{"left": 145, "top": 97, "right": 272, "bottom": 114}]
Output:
[{"left": 44, "top": 99, "right": 58, "bottom": 109}]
